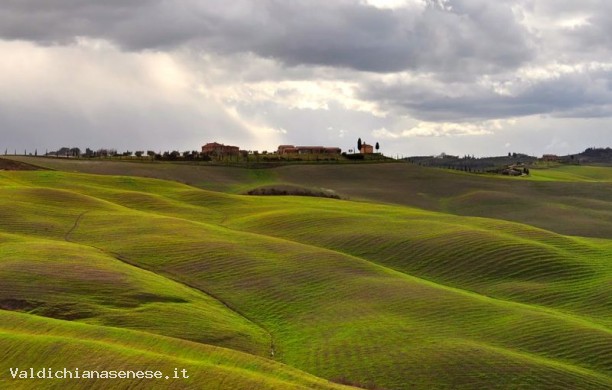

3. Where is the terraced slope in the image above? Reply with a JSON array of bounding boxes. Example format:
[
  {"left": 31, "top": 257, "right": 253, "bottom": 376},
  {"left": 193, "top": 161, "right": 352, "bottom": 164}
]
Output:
[{"left": 0, "top": 170, "right": 610, "bottom": 389}]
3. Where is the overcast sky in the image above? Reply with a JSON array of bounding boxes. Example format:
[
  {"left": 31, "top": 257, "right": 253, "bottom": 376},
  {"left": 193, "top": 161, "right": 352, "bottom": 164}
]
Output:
[{"left": 1, "top": 0, "right": 611, "bottom": 157}]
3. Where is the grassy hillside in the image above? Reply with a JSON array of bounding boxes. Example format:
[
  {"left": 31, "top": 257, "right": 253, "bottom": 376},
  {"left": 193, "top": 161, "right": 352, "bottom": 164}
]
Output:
[
  {"left": 0, "top": 233, "right": 270, "bottom": 355},
  {"left": 527, "top": 165, "right": 612, "bottom": 182},
  {"left": 8, "top": 157, "right": 612, "bottom": 238},
  {"left": 225, "top": 204, "right": 611, "bottom": 326},
  {"left": 0, "top": 169, "right": 610, "bottom": 389},
  {"left": 0, "top": 310, "right": 350, "bottom": 390},
  {"left": 270, "top": 164, "right": 612, "bottom": 238}
]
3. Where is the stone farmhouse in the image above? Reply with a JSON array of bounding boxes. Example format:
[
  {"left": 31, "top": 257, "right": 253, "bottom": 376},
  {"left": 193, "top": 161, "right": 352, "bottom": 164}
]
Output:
[
  {"left": 277, "top": 145, "right": 341, "bottom": 155},
  {"left": 360, "top": 143, "right": 374, "bottom": 154},
  {"left": 202, "top": 142, "right": 240, "bottom": 157}
]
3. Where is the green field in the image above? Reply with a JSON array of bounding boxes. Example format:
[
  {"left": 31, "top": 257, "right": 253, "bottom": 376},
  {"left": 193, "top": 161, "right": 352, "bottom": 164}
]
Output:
[
  {"left": 11, "top": 157, "right": 612, "bottom": 238},
  {"left": 0, "top": 159, "right": 611, "bottom": 389},
  {"left": 527, "top": 165, "right": 612, "bottom": 182}
]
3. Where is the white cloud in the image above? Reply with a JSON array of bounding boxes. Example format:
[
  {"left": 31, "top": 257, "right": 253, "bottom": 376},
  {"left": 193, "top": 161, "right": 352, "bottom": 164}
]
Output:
[
  {"left": 373, "top": 121, "right": 496, "bottom": 139},
  {"left": 363, "top": 0, "right": 426, "bottom": 10},
  {"left": 372, "top": 128, "right": 400, "bottom": 139},
  {"left": 214, "top": 80, "right": 354, "bottom": 111}
]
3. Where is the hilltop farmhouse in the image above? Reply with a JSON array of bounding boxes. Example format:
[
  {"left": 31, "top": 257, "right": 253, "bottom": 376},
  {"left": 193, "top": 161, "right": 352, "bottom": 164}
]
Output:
[
  {"left": 360, "top": 143, "right": 374, "bottom": 154},
  {"left": 202, "top": 142, "right": 240, "bottom": 157},
  {"left": 277, "top": 145, "right": 341, "bottom": 155}
]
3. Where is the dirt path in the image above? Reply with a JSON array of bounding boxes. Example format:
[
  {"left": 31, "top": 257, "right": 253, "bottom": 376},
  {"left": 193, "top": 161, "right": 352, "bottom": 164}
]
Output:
[{"left": 64, "top": 211, "right": 89, "bottom": 241}]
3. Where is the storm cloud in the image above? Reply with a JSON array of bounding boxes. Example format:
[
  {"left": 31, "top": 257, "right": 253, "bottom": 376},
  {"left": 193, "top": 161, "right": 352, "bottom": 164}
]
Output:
[
  {"left": 0, "top": 0, "right": 533, "bottom": 73},
  {"left": 361, "top": 65, "right": 612, "bottom": 121}
]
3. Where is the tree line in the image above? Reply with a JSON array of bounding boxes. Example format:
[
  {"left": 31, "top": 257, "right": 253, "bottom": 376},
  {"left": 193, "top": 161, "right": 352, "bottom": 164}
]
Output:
[{"left": 3, "top": 147, "right": 214, "bottom": 161}]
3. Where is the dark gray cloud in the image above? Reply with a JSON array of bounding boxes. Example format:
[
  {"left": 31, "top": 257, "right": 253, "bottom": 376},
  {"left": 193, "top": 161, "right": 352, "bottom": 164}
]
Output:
[
  {"left": 0, "top": 0, "right": 208, "bottom": 49},
  {"left": 361, "top": 67, "right": 612, "bottom": 121},
  {"left": 0, "top": 0, "right": 533, "bottom": 74}
]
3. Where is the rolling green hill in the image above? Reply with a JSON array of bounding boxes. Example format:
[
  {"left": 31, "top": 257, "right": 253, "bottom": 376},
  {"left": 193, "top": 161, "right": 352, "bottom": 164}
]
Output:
[
  {"left": 526, "top": 165, "right": 612, "bottom": 182},
  {"left": 0, "top": 310, "right": 350, "bottom": 390},
  {"left": 8, "top": 157, "right": 612, "bottom": 238},
  {"left": 0, "top": 168, "right": 610, "bottom": 389}
]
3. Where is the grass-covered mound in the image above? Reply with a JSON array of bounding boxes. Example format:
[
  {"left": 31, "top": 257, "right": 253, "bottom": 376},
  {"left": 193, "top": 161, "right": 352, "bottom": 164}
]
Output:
[{"left": 0, "top": 169, "right": 610, "bottom": 389}]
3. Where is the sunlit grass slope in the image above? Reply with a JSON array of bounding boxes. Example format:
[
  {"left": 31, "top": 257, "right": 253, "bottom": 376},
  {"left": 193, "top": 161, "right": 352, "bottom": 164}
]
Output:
[
  {"left": 527, "top": 165, "right": 612, "bottom": 182},
  {"left": 0, "top": 310, "right": 350, "bottom": 390},
  {"left": 0, "top": 170, "right": 610, "bottom": 389},
  {"left": 0, "top": 233, "right": 269, "bottom": 355},
  {"left": 226, "top": 204, "right": 612, "bottom": 326}
]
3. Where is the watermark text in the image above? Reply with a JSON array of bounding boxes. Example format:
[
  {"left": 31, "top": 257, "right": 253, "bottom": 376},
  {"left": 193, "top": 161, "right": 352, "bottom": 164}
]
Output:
[{"left": 8, "top": 367, "right": 189, "bottom": 381}]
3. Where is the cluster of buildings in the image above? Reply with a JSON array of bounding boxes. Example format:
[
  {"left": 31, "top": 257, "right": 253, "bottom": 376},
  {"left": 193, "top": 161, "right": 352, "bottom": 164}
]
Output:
[
  {"left": 201, "top": 142, "right": 375, "bottom": 158},
  {"left": 201, "top": 142, "right": 243, "bottom": 157},
  {"left": 277, "top": 145, "right": 341, "bottom": 155}
]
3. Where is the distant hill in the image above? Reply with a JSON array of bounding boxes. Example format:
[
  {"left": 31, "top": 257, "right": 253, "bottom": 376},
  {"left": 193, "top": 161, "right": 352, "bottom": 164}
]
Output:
[
  {"left": 405, "top": 147, "right": 612, "bottom": 169},
  {"left": 571, "top": 147, "right": 612, "bottom": 165},
  {"left": 405, "top": 153, "right": 538, "bottom": 172}
]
